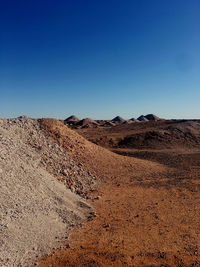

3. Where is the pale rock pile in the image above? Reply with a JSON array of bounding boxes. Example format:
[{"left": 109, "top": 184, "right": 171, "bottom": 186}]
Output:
[{"left": 0, "top": 117, "right": 96, "bottom": 266}]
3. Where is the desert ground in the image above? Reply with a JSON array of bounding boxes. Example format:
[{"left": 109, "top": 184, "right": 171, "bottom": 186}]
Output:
[{"left": 0, "top": 116, "right": 200, "bottom": 266}]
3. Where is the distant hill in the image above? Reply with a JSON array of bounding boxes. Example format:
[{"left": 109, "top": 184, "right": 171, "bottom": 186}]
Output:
[
  {"left": 64, "top": 115, "right": 80, "bottom": 124},
  {"left": 76, "top": 118, "right": 99, "bottom": 128},
  {"left": 130, "top": 118, "right": 140, "bottom": 122},
  {"left": 64, "top": 114, "right": 163, "bottom": 128},
  {"left": 103, "top": 121, "right": 115, "bottom": 127},
  {"left": 112, "top": 116, "right": 126, "bottom": 123},
  {"left": 144, "top": 114, "right": 161, "bottom": 121},
  {"left": 118, "top": 121, "right": 200, "bottom": 149},
  {"left": 137, "top": 115, "right": 149, "bottom": 122}
]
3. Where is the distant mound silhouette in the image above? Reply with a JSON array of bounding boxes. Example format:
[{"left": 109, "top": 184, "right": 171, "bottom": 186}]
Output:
[
  {"left": 64, "top": 115, "right": 80, "bottom": 124},
  {"left": 63, "top": 114, "right": 163, "bottom": 128},
  {"left": 144, "top": 114, "right": 161, "bottom": 121},
  {"left": 112, "top": 116, "right": 126, "bottom": 123},
  {"left": 103, "top": 121, "right": 115, "bottom": 127},
  {"left": 130, "top": 118, "right": 140, "bottom": 122},
  {"left": 76, "top": 118, "right": 99, "bottom": 128},
  {"left": 122, "top": 120, "right": 133, "bottom": 125},
  {"left": 137, "top": 115, "right": 149, "bottom": 122}
]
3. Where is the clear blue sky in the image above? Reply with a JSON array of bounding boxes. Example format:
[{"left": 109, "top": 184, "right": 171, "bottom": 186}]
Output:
[{"left": 0, "top": 0, "right": 199, "bottom": 119}]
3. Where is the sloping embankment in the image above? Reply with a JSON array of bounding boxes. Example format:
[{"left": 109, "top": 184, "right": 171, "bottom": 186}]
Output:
[{"left": 0, "top": 117, "right": 96, "bottom": 266}]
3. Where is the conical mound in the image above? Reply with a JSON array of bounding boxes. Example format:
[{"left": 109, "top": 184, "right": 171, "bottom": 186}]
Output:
[
  {"left": 64, "top": 115, "right": 80, "bottom": 124},
  {"left": 144, "top": 114, "right": 161, "bottom": 121},
  {"left": 112, "top": 116, "right": 126, "bottom": 123}
]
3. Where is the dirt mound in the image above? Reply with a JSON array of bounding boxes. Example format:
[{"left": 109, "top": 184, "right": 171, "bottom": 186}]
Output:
[
  {"left": 112, "top": 116, "right": 126, "bottom": 123},
  {"left": 40, "top": 119, "right": 166, "bottom": 181},
  {"left": 0, "top": 117, "right": 95, "bottom": 266},
  {"left": 169, "top": 120, "right": 200, "bottom": 135},
  {"left": 137, "top": 115, "right": 149, "bottom": 122},
  {"left": 122, "top": 120, "right": 132, "bottom": 124},
  {"left": 130, "top": 118, "right": 139, "bottom": 122},
  {"left": 63, "top": 114, "right": 162, "bottom": 129},
  {"left": 118, "top": 121, "right": 200, "bottom": 149},
  {"left": 145, "top": 113, "right": 161, "bottom": 121},
  {"left": 76, "top": 118, "right": 99, "bottom": 128},
  {"left": 64, "top": 115, "right": 80, "bottom": 124},
  {"left": 103, "top": 121, "right": 115, "bottom": 127}
]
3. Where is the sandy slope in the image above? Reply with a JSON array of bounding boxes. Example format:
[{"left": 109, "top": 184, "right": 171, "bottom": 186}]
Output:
[
  {"left": 40, "top": 119, "right": 167, "bottom": 180},
  {"left": 0, "top": 118, "right": 94, "bottom": 266}
]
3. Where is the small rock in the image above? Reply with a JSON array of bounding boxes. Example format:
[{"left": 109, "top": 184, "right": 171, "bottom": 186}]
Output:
[
  {"left": 62, "top": 169, "right": 68, "bottom": 176},
  {"left": 102, "top": 224, "right": 110, "bottom": 228}
]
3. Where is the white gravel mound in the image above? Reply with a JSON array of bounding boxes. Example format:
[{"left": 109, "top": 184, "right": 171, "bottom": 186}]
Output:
[{"left": 0, "top": 118, "right": 93, "bottom": 266}]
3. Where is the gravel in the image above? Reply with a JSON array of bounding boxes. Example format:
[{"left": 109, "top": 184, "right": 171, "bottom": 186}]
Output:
[{"left": 0, "top": 117, "right": 95, "bottom": 266}]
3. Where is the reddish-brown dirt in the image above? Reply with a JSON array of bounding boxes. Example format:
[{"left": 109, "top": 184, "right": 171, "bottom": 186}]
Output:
[
  {"left": 37, "top": 119, "right": 200, "bottom": 266},
  {"left": 75, "top": 120, "right": 200, "bottom": 150}
]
